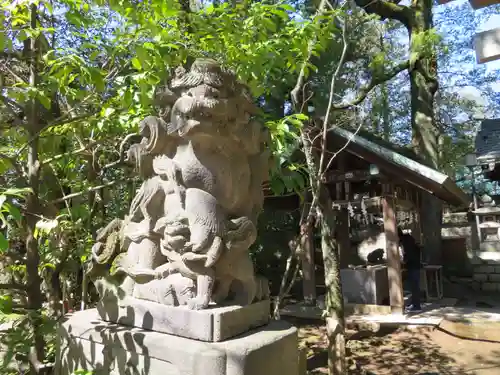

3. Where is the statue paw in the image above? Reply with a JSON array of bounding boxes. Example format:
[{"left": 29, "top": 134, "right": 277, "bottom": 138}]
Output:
[
  {"left": 181, "top": 252, "right": 207, "bottom": 262},
  {"left": 156, "top": 267, "right": 172, "bottom": 279},
  {"left": 187, "top": 296, "right": 209, "bottom": 310}
]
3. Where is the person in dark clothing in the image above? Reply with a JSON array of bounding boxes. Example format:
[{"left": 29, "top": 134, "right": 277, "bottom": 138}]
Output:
[{"left": 398, "top": 227, "right": 422, "bottom": 312}]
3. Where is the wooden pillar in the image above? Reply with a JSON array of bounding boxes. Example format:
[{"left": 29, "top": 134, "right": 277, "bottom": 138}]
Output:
[
  {"left": 300, "top": 220, "right": 317, "bottom": 306},
  {"left": 337, "top": 207, "right": 350, "bottom": 269},
  {"left": 413, "top": 211, "right": 422, "bottom": 245},
  {"left": 382, "top": 196, "right": 404, "bottom": 313}
]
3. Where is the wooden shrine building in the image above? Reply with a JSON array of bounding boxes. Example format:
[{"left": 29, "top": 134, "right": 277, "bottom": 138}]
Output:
[{"left": 300, "top": 127, "right": 469, "bottom": 313}]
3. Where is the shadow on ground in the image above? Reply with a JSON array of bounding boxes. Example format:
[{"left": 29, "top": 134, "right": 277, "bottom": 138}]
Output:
[{"left": 287, "top": 317, "right": 500, "bottom": 375}]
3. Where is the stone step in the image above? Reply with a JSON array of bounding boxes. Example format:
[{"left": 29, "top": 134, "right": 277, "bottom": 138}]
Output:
[{"left": 439, "top": 306, "right": 500, "bottom": 342}]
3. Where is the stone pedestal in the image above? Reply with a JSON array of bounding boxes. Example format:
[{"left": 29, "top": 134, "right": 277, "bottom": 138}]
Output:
[
  {"left": 56, "top": 309, "right": 300, "bottom": 375},
  {"left": 97, "top": 297, "right": 271, "bottom": 342},
  {"left": 340, "top": 265, "right": 389, "bottom": 305}
]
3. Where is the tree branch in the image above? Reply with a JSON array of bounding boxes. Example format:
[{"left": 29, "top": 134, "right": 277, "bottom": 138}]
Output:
[
  {"left": 48, "top": 180, "right": 119, "bottom": 204},
  {"left": 16, "top": 113, "right": 94, "bottom": 156},
  {"left": 0, "top": 94, "right": 24, "bottom": 126},
  {"left": 1, "top": 61, "right": 27, "bottom": 84},
  {"left": 0, "top": 153, "right": 24, "bottom": 176},
  {"left": 0, "top": 51, "right": 24, "bottom": 60},
  {"left": 291, "top": 0, "right": 329, "bottom": 112},
  {"left": 331, "top": 59, "right": 410, "bottom": 110},
  {"left": 0, "top": 283, "right": 27, "bottom": 292},
  {"left": 100, "top": 132, "right": 141, "bottom": 172},
  {"left": 40, "top": 140, "right": 97, "bottom": 166},
  {"left": 0, "top": 93, "right": 25, "bottom": 112},
  {"left": 318, "top": 19, "right": 349, "bottom": 182},
  {"left": 353, "top": 0, "right": 411, "bottom": 27}
]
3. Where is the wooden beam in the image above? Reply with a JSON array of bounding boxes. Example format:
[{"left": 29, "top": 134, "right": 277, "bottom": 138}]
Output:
[
  {"left": 323, "top": 169, "right": 382, "bottom": 183},
  {"left": 337, "top": 207, "right": 351, "bottom": 269},
  {"left": 333, "top": 196, "right": 414, "bottom": 212},
  {"left": 336, "top": 152, "right": 346, "bottom": 201},
  {"left": 300, "top": 221, "right": 317, "bottom": 306},
  {"left": 382, "top": 196, "right": 404, "bottom": 313}
]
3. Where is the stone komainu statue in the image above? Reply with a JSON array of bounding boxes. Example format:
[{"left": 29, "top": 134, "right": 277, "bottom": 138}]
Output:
[{"left": 87, "top": 59, "right": 271, "bottom": 310}]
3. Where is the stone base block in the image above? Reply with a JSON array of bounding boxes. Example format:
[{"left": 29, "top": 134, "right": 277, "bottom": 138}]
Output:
[
  {"left": 340, "top": 265, "right": 389, "bottom": 305},
  {"left": 56, "top": 309, "right": 299, "bottom": 375},
  {"left": 97, "top": 297, "right": 270, "bottom": 342}
]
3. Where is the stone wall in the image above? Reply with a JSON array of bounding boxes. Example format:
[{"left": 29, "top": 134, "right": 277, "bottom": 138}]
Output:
[
  {"left": 442, "top": 212, "right": 500, "bottom": 291},
  {"left": 469, "top": 257, "right": 500, "bottom": 292},
  {"left": 441, "top": 212, "right": 472, "bottom": 245},
  {"left": 441, "top": 213, "right": 473, "bottom": 276}
]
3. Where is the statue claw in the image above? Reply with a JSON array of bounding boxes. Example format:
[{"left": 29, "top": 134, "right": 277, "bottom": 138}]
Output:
[
  {"left": 187, "top": 296, "right": 209, "bottom": 310},
  {"left": 181, "top": 252, "right": 207, "bottom": 262}
]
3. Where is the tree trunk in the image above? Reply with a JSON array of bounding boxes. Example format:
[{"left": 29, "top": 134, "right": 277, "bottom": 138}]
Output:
[
  {"left": 300, "top": 123, "right": 346, "bottom": 374},
  {"left": 25, "top": 86, "right": 45, "bottom": 375},
  {"left": 381, "top": 82, "right": 390, "bottom": 141},
  {"left": 409, "top": 0, "right": 442, "bottom": 264},
  {"left": 25, "top": 5, "right": 45, "bottom": 372},
  {"left": 351, "top": 0, "right": 443, "bottom": 262},
  {"left": 318, "top": 186, "right": 346, "bottom": 375}
]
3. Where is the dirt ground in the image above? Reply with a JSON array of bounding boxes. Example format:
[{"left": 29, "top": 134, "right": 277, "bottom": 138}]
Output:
[{"left": 291, "top": 318, "right": 500, "bottom": 375}]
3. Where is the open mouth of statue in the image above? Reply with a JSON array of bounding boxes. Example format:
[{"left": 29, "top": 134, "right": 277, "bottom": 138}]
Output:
[{"left": 179, "top": 119, "right": 201, "bottom": 136}]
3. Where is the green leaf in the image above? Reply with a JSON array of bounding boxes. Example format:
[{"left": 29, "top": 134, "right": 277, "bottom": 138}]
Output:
[
  {"left": 90, "top": 69, "right": 105, "bottom": 92},
  {"left": 66, "top": 11, "right": 84, "bottom": 27},
  {"left": 102, "top": 107, "right": 115, "bottom": 118},
  {"left": 45, "top": 1, "right": 53, "bottom": 14},
  {"left": 38, "top": 92, "right": 51, "bottom": 110},
  {"left": 280, "top": 4, "right": 294, "bottom": 11},
  {"left": 136, "top": 45, "right": 150, "bottom": 67},
  {"left": 163, "top": 43, "right": 179, "bottom": 50},
  {"left": 123, "top": 89, "right": 133, "bottom": 108},
  {"left": 282, "top": 175, "right": 295, "bottom": 192},
  {"left": 206, "top": 4, "right": 215, "bottom": 14},
  {"left": 0, "top": 212, "right": 6, "bottom": 229},
  {"left": 294, "top": 172, "right": 306, "bottom": 190},
  {"left": 0, "top": 232, "right": 8, "bottom": 252},
  {"left": 73, "top": 369, "right": 94, "bottom": 375},
  {"left": 4, "top": 202, "right": 21, "bottom": 223},
  {"left": 89, "top": 50, "right": 100, "bottom": 60},
  {"left": 131, "top": 57, "right": 142, "bottom": 70},
  {"left": 269, "top": 178, "right": 285, "bottom": 196},
  {"left": 3, "top": 188, "right": 32, "bottom": 197},
  {"left": 0, "top": 294, "right": 13, "bottom": 313},
  {"left": 41, "top": 263, "right": 56, "bottom": 270}
]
